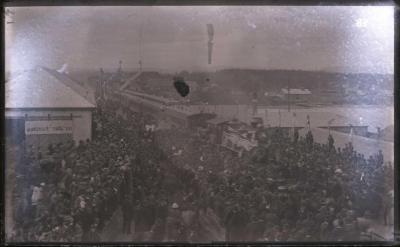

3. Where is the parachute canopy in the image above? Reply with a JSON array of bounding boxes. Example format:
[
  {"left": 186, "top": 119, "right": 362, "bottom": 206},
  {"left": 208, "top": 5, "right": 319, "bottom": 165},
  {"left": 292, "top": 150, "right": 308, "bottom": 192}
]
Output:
[{"left": 207, "top": 24, "right": 214, "bottom": 64}]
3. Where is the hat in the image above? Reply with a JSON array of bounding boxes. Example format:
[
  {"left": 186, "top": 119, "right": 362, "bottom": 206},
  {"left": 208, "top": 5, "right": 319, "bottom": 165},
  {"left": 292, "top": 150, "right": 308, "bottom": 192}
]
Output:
[
  {"left": 335, "top": 168, "right": 343, "bottom": 174},
  {"left": 172, "top": 203, "right": 179, "bottom": 209}
]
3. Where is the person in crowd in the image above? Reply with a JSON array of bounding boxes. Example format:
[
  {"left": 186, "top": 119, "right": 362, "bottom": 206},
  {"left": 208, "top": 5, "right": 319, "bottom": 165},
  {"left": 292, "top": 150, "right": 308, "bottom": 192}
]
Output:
[{"left": 165, "top": 203, "right": 185, "bottom": 241}]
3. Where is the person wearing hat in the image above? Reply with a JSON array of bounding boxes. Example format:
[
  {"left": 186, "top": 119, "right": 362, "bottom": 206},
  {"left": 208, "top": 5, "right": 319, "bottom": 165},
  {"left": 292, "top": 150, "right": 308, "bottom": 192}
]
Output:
[
  {"left": 30, "top": 183, "right": 44, "bottom": 219},
  {"left": 165, "top": 202, "right": 184, "bottom": 241}
]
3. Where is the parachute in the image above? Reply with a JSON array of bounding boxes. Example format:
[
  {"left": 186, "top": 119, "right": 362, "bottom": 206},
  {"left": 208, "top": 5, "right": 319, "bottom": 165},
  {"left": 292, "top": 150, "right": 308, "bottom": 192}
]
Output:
[{"left": 207, "top": 24, "right": 214, "bottom": 64}]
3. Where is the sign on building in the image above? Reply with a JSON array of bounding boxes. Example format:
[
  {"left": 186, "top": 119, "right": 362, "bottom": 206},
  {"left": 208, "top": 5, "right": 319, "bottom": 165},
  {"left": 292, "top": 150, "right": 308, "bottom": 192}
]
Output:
[
  {"left": 221, "top": 130, "right": 257, "bottom": 152},
  {"left": 25, "top": 120, "right": 73, "bottom": 135}
]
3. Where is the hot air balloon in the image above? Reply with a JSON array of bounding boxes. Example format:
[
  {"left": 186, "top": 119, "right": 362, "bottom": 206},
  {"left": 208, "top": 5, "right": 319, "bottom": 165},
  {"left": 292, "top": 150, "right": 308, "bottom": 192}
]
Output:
[{"left": 207, "top": 24, "right": 214, "bottom": 64}]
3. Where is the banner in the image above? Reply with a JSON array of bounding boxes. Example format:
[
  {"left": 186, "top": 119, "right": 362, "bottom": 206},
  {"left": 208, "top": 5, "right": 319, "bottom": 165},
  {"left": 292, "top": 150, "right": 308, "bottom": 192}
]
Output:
[
  {"left": 221, "top": 131, "right": 257, "bottom": 152},
  {"left": 25, "top": 120, "right": 73, "bottom": 135}
]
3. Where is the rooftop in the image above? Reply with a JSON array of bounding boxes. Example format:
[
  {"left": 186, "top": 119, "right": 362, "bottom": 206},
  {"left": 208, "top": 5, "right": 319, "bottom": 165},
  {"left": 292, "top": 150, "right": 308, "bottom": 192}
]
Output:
[
  {"left": 381, "top": 125, "right": 394, "bottom": 142},
  {"left": 261, "top": 110, "right": 366, "bottom": 128},
  {"left": 44, "top": 67, "right": 96, "bottom": 105},
  {"left": 282, "top": 88, "right": 311, "bottom": 95},
  {"left": 206, "top": 115, "right": 232, "bottom": 125},
  {"left": 6, "top": 67, "right": 95, "bottom": 109}
]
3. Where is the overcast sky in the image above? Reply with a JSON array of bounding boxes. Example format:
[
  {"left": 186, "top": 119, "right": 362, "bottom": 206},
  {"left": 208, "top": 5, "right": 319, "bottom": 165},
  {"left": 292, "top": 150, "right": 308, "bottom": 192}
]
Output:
[{"left": 5, "top": 6, "right": 394, "bottom": 74}]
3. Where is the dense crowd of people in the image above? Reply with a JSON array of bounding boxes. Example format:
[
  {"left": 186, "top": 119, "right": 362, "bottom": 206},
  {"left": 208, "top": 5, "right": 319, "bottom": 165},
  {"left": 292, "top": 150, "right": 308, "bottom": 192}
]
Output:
[
  {"left": 155, "top": 124, "right": 394, "bottom": 241},
  {"left": 10, "top": 99, "right": 170, "bottom": 241},
  {"left": 9, "top": 97, "right": 394, "bottom": 242}
]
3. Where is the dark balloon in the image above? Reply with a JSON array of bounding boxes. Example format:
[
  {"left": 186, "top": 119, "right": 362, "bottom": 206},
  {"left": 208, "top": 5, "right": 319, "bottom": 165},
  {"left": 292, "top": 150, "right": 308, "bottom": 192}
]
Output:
[{"left": 173, "top": 78, "right": 190, "bottom": 97}]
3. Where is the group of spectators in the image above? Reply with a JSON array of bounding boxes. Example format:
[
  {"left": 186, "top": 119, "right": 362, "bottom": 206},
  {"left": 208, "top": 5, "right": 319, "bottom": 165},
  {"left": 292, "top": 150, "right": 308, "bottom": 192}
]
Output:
[
  {"left": 9, "top": 96, "right": 394, "bottom": 242},
  {"left": 154, "top": 116, "right": 394, "bottom": 241},
  {"left": 10, "top": 98, "right": 181, "bottom": 242}
]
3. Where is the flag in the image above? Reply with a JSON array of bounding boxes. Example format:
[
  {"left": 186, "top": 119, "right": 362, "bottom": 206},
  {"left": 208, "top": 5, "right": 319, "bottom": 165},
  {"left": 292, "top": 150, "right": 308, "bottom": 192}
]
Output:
[
  {"left": 349, "top": 127, "right": 354, "bottom": 143},
  {"left": 306, "top": 115, "right": 310, "bottom": 130}
]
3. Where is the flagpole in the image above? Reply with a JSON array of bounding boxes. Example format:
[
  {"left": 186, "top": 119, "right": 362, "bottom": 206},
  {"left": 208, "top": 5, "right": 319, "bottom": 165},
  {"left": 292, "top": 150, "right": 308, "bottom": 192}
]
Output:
[
  {"left": 279, "top": 109, "right": 281, "bottom": 128},
  {"left": 291, "top": 112, "right": 296, "bottom": 140},
  {"left": 287, "top": 87, "right": 290, "bottom": 112},
  {"left": 349, "top": 125, "right": 354, "bottom": 143}
]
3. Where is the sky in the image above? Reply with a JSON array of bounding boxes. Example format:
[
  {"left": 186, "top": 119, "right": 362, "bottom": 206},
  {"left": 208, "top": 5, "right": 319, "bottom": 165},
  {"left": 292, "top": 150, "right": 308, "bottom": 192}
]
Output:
[{"left": 5, "top": 6, "right": 394, "bottom": 74}]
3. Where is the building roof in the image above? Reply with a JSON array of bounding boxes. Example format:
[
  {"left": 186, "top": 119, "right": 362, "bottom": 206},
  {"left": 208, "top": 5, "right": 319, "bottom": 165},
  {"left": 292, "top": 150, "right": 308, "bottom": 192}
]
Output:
[
  {"left": 262, "top": 110, "right": 366, "bottom": 128},
  {"left": 381, "top": 125, "right": 394, "bottom": 142},
  {"left": 44, "top": 68, "right": 96, "bottom": 105},
  {"left": 281, "top": 88, "right": 311, "bottom": 95},
  {"left": 118, "top": 91, "right": 187, "bottom": 120},
  {"left": 125, "top": 90, "right": 179, "bottom": 104},
  {"left": 6, "top": 67, "right": 96, "bottom": 109},
  {"left": 298, "top": 127, "right": 394, "bottom": 163},
  {"left": 119, "top": 71, "right": 142, "bottom": 91},
  {"left": 206, "top": 115, "right": 232, "bottom": 125}
]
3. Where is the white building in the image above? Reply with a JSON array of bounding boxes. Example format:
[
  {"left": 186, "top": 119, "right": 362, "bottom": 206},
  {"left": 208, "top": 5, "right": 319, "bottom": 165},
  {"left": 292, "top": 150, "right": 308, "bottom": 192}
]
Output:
[
  {"left": 299, "top": 127, "right": 393, "bottom": 163},
  {"left": 261, "top": 110, "right": 369, "bottom": 136},
  {"left": 5, "top": 67, "right": 96, "bottom": 149},
  {"left": 281, "top": 88, "right": 311, "bottom": 103}
]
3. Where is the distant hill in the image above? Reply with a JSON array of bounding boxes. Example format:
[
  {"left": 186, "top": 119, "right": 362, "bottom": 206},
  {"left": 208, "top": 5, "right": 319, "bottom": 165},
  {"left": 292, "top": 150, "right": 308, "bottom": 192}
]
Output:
[{"left": 196, "top": 69, "right": 394, "bottom": 93}]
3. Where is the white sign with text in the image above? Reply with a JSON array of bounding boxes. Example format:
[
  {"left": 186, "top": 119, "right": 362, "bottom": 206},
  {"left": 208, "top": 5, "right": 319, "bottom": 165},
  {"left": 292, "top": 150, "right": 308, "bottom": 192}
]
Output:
[{"left": 25, "top": 120, "right": 73, "bottom": 135}]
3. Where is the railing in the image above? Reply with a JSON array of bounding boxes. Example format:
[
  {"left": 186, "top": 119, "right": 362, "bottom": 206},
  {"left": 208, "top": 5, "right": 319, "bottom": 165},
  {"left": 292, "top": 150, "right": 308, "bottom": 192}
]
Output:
[{"left": 360, "top": 230, "right": 387, "bottom": 240}]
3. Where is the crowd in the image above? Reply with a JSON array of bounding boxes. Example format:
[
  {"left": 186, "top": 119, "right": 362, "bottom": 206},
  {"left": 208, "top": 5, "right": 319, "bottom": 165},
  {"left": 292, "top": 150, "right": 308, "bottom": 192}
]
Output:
[
  {"left": 11, "top": 98, "right": 181, "bottom": 242},
  {"left": 9, "top": 96, "right": 394, "bottom": 242},
  {"left": 154, "top": 119, "right": 394, "bottom": 241}
]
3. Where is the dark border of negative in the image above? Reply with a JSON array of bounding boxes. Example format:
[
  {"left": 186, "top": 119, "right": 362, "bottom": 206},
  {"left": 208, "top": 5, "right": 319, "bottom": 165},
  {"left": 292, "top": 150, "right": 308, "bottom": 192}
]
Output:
[{"left": 1, "top": 0, "right": 398, "bottom": 246}]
